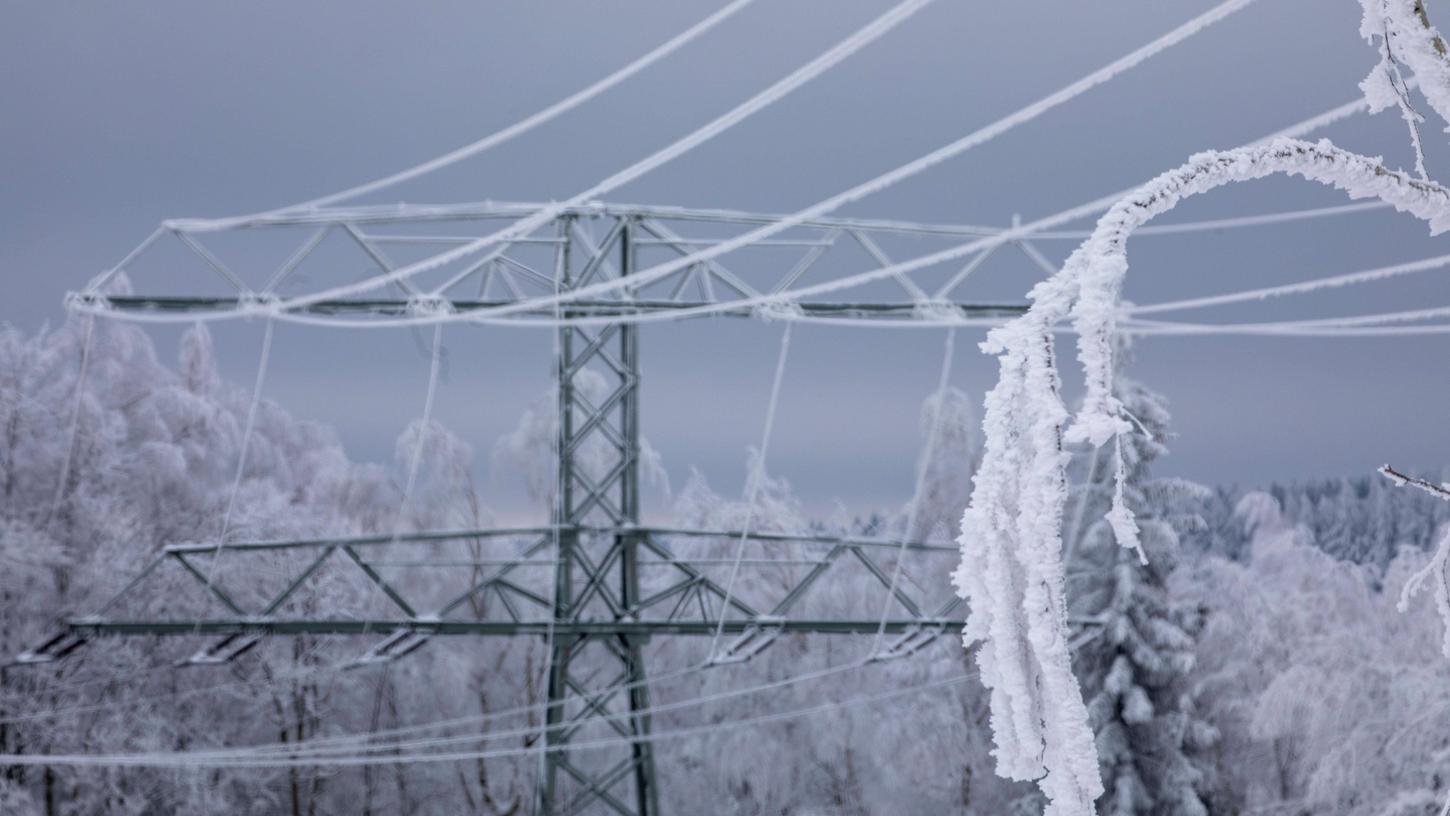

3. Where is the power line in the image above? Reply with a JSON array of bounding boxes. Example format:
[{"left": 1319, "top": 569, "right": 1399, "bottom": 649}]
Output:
[
  {"left": 190, "top": 318, "right": 276, "bottom": 655},
  {"left": 708, "top": 322, "right": 793, "bottom": 661},
  {"left": 279, "top": 0, "right": 1261, "bottom": 324},
  {"left": 180, "top": 660, "right": 880, "bottom": 761},
  {"left": 183, "top": 0, "right": 761, "bottom": 231},
  {"left": 871, "top": 326, "right": 956, "bottom": 657},
  {"left": 1121, "top": 309, "right": 1450, "bottom": 335},
  {"left": 270, "top": 0, "right": 936, "bottom": 313},
  {"left": 84, "top": 0, "right": 1257, "bottom": 331},
  {"left": 0, "top": 670, "right": 972, "bottom": 769},
  {"left": 1127, "top": 252, "right": 1450, "bottom": 316},
  {"left": 47, "top": 312, "right": 96, "bottom": 524}
]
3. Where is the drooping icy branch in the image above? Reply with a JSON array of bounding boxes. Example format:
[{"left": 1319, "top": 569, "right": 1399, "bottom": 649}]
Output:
[
  {"left": 1067, "top": 139, "right": 1450, "bottom": 445},
  {"left": 955, "top": 138, "right": 1450, "bottom": 816}
]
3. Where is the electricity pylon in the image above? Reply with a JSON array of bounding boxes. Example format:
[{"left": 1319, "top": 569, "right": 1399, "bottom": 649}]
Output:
[{"left": 20, "top": 202, "right": 1030, "bottom": 815}]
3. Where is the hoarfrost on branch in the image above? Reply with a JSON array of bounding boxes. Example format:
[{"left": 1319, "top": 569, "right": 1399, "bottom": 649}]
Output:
[{"left": 955, "top": 138, "right": 1450, "bottom": 816}]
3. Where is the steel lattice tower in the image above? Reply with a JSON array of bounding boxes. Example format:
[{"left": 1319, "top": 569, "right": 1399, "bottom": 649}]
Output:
[
  {"left": 18, "top": 202, "right": 1032, "bottom": 815},
  {"left": 541, "top": 215, "right": 658, "bottom": 814}
]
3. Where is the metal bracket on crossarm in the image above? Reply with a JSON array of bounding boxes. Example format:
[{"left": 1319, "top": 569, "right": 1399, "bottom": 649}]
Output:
[{"left": 709, "top": 616, "right": 786, "bottom": 665}]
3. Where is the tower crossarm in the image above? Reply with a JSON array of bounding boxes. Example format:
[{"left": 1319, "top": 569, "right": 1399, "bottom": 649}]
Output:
[{"left": 25, "top": 524, "right": 963, "bottom": 649}]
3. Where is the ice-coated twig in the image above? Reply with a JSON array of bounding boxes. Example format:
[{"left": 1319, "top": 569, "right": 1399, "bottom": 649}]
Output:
[
  {"left": 1364, "top": 0, "right": 1433, "bottom": 177},
  {"left": 1380, "top": 463, "right": 1450, "bottom": 499},
  {"left": 1380, "top": 464, "right": 1450, "bottom": 660},
  {"left": 1360, "top": 0, "right": 1450, "bottom": 143}
]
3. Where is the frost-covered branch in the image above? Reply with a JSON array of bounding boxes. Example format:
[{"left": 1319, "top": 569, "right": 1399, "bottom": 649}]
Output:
[
  {"left": 1380, "top": 464, "right": 1450, "bottom": 660},
  {"left": 1359, "top": 0, "right": 1448, "bottom": 177},
  {"left": 955, "top": 140, "right": 1450, "bottom": 816},
  {"left": 1064, "top": 139, "right": 1450, "bottom": 450},
  {"left": 1380, "top": 463, "right": 1450, "bottom": 500},
  {"left": 1361, "top": 0, "right": 1450, "bottom": 160}
]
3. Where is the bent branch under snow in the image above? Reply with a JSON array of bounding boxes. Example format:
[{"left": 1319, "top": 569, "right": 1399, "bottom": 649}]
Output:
[{"left": 955, "top": 138, "right": 1450, "bottom": 816}]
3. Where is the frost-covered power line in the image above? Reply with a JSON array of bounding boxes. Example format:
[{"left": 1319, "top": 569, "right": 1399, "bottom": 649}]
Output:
[
  {"left": 708, "top": 322, "right": 794, "bottom": 663},
  {"left": 428, "top": 0, "right": 1264, "bottom": 327},
  {"left": 79, "top": 0, "right": 1256, "bottom": 333},
  {"left": 1127, "top": 251, "right": 1450, "bottom": 315},
  {"left": 198, "top": 660, "right": 872, "bottom": 762},
  {"left": 179, "top": 0, "right": 760, "bottom": 231},
  {"left": 280, "top": 0, "right": 1260, "bottom": 326},
  {"left": 47, "top": 313, "right": 95, "bottom": 524},
  {"left": 0, "top": 665, "right": 969, "bottom": 768},
  {"left": 1128, "top": 303, "right": 1450, "bottom": 333},
  {"left": 191, "top": 320, "right": 275, "bottom": 653},
  {"left": 266, "top": 0, "right": 936, "bottom": 313},
  {"left": 493, "top": 67, "right": 1430, "bottom": 329},
  {"left": 870, "top": 327, "right": 957, "bottom": 657},
  {"left": 77, "top": 82, "right": 1412, "bottom": 340}
]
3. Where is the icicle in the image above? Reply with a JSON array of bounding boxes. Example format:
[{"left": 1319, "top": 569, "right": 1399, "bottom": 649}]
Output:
[{"left": 1105, "top": 436, "right": 1147, "bottom": 565}]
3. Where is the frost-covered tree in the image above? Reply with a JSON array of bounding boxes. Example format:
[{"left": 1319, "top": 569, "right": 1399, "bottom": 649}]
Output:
[
  {"left": 1171, "top": 491, "right": 1450, "bottom": 815},
  {"left": 658, "top": 456, "right": 1034, "bottom": 815},
  {"left": 0, "top": 297, "right": 404, "bottom": 814},
  {"left": 1, "top": 308, "right": 1022, "bottom": 813},
  {"left": 1063, "top": 365, "right": 1216, "bottom": 816},
  {"left": 907, "top": 385, "right": 979, "bottom": 544}
]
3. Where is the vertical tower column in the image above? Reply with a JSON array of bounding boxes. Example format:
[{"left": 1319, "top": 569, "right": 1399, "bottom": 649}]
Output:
[{"left": 539, "top": 215, "right": 659, "bottom": 816}]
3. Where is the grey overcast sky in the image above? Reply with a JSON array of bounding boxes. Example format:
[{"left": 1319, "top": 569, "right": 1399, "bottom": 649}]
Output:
[{"left": 4, "top": 0, "right": 1449, "bottom": 521}]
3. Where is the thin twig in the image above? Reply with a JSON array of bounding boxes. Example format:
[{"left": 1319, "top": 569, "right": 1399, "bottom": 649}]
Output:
[{"left": 1379, "top": 464, "right": 1450, "bottom": 501}]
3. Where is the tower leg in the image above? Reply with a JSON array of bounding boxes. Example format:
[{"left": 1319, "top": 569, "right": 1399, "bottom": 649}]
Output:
[{"left": 540, "top": 216, "right": 657, "bottom": 816}]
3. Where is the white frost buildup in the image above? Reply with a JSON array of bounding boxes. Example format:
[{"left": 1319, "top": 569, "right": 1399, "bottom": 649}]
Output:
[
  {"left": 955, "top": 268, "right": 1104, "bottom": 814},
  {"left": 1399, "top": 523, "right": 1450, "bottom": 658},
  {"left": 1070, "top": 139, "right": 1450, "bottom": 445},
  {"left": 955, "top": 138, "right": 1450, "bottom": 816},
  {"left": 1359, "top": 0, "right": 1450, "bottom": 177},
  {"left": 1360, "top": 0, "right": 1450, "bottom": 131}
]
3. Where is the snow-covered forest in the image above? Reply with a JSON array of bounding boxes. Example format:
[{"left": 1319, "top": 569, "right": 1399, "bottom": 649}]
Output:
[
  {"left": 3, "top": 307, "right": 1450, "bottom": 814},
  {"left": 13, "top": 0, "right": 1450, "bottom": 813}
]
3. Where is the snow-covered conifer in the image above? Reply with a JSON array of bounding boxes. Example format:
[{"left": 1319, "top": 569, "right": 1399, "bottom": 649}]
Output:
[{"left": 1064, "top": 355, "right": 1216, "bottom": 815}]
